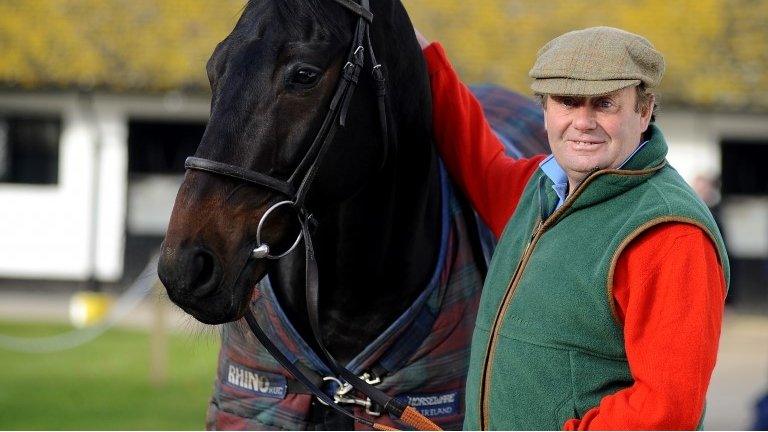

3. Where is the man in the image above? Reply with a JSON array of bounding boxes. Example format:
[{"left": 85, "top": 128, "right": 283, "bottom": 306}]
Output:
[{"left": 416, "top": 27, "right": 729, "bottom": 429}]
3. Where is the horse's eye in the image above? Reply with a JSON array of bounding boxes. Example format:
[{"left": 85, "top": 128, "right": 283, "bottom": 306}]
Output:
[
  {"left": 288, "top": 65, "right": 322, "bottom": 89},
  {"left": 296, "top": 69, "right": 319, "bottom": 84}
]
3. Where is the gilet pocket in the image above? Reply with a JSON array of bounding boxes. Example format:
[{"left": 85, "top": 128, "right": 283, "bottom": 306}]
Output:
[{"left": 487, "top": 335, "right": 575, "bottom": 430}]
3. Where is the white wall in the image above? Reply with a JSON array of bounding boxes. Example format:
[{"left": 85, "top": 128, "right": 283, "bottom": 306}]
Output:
[
  {"left": 0, "top": 92, "right": 209, "bottom": 281},
  {"left": 0, "top": 94, "right": 96, "bottom": 280}
]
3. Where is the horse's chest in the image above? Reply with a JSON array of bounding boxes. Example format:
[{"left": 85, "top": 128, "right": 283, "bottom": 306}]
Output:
[{"left": 205, "top": 201, "right": 484, "bottom": 430}]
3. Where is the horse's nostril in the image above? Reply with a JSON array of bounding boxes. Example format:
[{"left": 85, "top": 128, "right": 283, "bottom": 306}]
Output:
[
  {"left": 193, "top": 250, "right": 214, "bottom": 284},
  {"left": 190, "top": 247, "right": 220, "bottom": 297}
]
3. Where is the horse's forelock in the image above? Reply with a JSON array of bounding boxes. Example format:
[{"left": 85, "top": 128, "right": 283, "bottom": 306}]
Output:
[{"left": 248, "top": 0, "right": 351, "bottom": 43}]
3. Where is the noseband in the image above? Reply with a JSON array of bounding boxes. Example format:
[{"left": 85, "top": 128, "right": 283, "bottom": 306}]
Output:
[{"left": 183, "top": 1, "right": 439, "bottom": 430}]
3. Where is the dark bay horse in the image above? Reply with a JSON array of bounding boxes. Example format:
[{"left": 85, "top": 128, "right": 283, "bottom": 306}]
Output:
[{"left": 158, "top": 0, "right": 547, "bottom": 429}]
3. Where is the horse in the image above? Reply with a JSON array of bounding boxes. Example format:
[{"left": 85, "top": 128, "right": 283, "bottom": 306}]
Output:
[{"left": 157, "top": 0, "right": 548, "bottom": 429}]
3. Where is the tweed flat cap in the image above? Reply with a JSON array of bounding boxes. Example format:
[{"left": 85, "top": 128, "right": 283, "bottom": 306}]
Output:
[{"left": 529, "top": 26, "right": 665, "bottom": 96}]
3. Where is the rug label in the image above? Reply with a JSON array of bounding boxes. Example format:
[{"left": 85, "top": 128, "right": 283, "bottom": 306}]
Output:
[
  {"left": 223, "top": 361, "right": 287, "bottom": 399},
  {"left": 397, "top": 390, "right": 461, "bottom": 418}
]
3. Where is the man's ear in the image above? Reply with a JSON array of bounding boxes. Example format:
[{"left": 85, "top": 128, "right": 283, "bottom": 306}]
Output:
[{"left": 641, "top": 94, "right": 655, "bottom": 132}]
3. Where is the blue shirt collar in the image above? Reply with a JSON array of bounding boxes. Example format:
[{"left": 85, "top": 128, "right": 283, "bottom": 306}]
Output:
[{"left": 539, "top": 140, "right": 649, "bottom": 207}]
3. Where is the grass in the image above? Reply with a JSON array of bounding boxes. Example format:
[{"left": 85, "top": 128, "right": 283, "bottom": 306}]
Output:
[{"left": 0, "top": 321, "right": 220, "bottom": 430}]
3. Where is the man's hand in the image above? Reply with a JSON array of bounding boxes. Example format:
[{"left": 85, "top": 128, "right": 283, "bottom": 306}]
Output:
[{"left": 414, "top": 28, "right": 430, "bottom": 49}]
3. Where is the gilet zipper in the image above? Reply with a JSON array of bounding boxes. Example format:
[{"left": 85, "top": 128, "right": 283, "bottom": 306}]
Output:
[{"left": 478, "top": 169, "right": 602, "bottom": 430}]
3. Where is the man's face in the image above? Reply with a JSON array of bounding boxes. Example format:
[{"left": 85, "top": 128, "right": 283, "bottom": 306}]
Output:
[{"left": 544, "top": 86, "right": 654, "bottom": 189}]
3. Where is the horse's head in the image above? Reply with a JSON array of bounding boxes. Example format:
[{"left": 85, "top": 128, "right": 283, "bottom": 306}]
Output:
[{"left": 158, "top": 0, "right": 429, "bottom": 324}]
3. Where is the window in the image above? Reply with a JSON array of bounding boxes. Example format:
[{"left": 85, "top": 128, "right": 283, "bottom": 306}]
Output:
[
  {"left": 128, "top": 120, "right": 205, "bottom": 174},
  {"left": 721, "top": 139, "right": 768, "bottom": 195},
  {"left": 0, "top": 115, "right": 61, "bottom": 184}
]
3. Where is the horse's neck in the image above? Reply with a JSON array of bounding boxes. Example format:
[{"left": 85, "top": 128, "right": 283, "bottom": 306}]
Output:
[
  {"left": 271, "top": 136, "right": 442, "bottom": 364},
  {"left": 267, "top": 0, "right": 440, "bottom": 366}
]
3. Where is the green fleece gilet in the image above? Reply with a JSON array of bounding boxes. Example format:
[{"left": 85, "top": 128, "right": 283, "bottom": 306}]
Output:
[{"left": 462, "top": 125, "right": 729, "bottom": 430}]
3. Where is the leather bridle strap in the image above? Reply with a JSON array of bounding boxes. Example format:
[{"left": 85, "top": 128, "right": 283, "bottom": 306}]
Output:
[
  {"left": 293, "top": 14, "right": 367, "bottom": 208},
  {"left": 185, "top": 157, "right": 296, "bottom": 197},
  {"left": 186, "top": 3, "right": 373, "bottom": 207},
  {"left": 332, "top": 0, "right": 374, "bottom": 22},
  {"left": 294, "top": 3, "right": 437, "bottom": 429}
]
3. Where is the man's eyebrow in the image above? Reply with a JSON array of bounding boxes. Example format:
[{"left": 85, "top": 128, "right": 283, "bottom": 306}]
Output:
[
  {"left": 596, "top": 90, "right": 622, "bottom": 99},
  {"left": 552, "top": 95, "right": 585, "bottom": 103}
]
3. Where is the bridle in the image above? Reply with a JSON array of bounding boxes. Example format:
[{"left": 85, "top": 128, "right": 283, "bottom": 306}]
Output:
[
  {"left": 186, "top": 0, "right": 387, "bottom": 261},
  {"left": 183, "top": 1, "right": 439, "bottom": 430}
]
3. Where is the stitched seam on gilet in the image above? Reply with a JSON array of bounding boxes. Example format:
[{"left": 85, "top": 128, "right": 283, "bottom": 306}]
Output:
[{"left": 495, "top": 332, "right": 628, "bottom": 362}]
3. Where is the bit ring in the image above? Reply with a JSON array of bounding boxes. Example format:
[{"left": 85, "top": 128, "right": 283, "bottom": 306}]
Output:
[{"left": 252, "top": 200, "right": 303, "bottom": 260}]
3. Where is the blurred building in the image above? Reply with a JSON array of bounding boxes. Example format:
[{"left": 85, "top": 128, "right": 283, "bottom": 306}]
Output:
[
  {"left": 0, "top": 1, "right": 242, "bottom": 284},
  {"left": 1, "top": 1, "right": 767, "bottom": 305}
]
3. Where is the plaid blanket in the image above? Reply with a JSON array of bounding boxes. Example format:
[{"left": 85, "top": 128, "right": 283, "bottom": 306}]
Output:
[
  {"left": 206, "top": 163, "right": 484, "bottom": 430},
  {"left": 471, "top": 84, "right": 549, "bottom": 159},
  {"left": 204, "top": 86, "right": 546, "bottom": 431}
]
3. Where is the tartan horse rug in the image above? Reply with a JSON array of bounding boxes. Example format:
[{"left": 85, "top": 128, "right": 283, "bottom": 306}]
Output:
[{"left": 205, "top": 85, "right": 548, "bottom": 431}]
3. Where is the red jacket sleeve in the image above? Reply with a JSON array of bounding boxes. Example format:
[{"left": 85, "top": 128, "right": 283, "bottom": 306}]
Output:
[
  {"left": 564, "top": 222, "right": 726, "bottom": 430},
  {"left": 423, "top": 42, "right": 545, "bottom": 237}
]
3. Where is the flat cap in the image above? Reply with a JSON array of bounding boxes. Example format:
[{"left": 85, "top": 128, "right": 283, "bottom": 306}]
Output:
[{"left": 529, "top": 26, "right": 665, "bottom": 96}]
